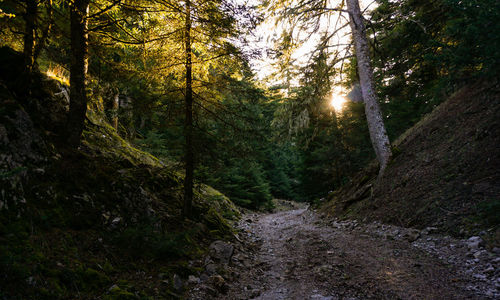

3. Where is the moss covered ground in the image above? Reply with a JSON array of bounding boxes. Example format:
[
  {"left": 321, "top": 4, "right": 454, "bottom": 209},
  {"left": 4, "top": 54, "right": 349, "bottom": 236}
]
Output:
[{"left": 0, "top": 47, "right": 240, "bottom": 299}]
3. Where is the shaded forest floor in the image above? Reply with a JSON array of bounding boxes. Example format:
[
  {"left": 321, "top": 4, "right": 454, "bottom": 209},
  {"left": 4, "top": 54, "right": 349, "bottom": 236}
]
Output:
[
  {"left": 0, "top": 47, "right": 241, "bottom": 299},
  {"left": 189, "top": 203, "right": 498, "bottom": 299}
]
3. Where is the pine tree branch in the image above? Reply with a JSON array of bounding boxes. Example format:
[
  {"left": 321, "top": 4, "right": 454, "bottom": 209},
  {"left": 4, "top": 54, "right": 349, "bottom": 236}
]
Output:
[{"left": 88, "top": 0, "right": 121, "bottom": 19}]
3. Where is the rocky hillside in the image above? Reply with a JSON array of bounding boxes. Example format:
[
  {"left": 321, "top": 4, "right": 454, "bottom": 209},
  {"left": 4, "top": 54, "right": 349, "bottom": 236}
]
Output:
[
  {"left": 0, "top": 47, "right": 239, "bottom": 299},
  {"left": 322, "top": 81, "right": 500, "bottom": 246}
]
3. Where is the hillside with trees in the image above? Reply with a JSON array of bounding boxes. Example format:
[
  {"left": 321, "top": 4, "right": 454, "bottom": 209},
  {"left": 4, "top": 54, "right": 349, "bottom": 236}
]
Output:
[{"left": 0, "top": 0, "right": 499, "bottom": 299}]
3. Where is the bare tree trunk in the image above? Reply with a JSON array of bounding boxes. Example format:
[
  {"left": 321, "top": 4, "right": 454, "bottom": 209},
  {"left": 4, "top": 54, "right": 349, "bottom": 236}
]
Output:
[
  {"left": 139, "top": 116, "right": 146, "bottom": 130},
  {"left": 66, "top": 0, "right": 89, "bottom": 147},
  {"left": 112, "top": 92, "right": 119, "bottom": 130},
  {"left": 183, "top": 0, "right": 194, "bottom": 219},
  {"left": 23, "top": 0, "right": 37, "bottom": 73},
  {"left": 346, "top": 0, "right": 392, "bottom": 175}
]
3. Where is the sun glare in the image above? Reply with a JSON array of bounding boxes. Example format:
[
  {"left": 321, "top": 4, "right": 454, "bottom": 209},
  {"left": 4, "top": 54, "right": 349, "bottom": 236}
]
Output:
[{"left": 330, "top": 93, "right": 347, "bottom": 112}]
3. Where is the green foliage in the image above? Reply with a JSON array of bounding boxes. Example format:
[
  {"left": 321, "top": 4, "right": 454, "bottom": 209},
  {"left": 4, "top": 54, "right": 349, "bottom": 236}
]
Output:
[
  {"left": 1, "top": 0, "right": 499, "bottom": 297},
  {"left": 113, "top": 225, "right": 191, "bottom": 260},
  {"left": 78, "top": 267, "right": 111, "bottom": 291},
  {"left": 0, "top": 47, "right": 243, "bottom": 299},
  {"left": 0, "top": 166, "right": 27, "bottom": 179},
  {"left": 263, "top": 145, "right": 298, "bottom": 200},
  {"left": 104, "top": 285, "right": 138, "bottom": 300},
  {"left": 442, "top": 0, "right": 500, "bottom": 78},
  {"left": 475, "top": 199, "right": 500, "bottom": 227},
  {"left": 217, "top": 160, "right": 272, "bottom": 209},
  {"left": 134, "top": 130, "right": 172, "bottom": 162},
  {"left": 134, "top": 71, "right": 299, "bottom": 208},
  {"left": 202, "top": 206, "right": 233, "bottom": 237},
  {"left": 271, "top": 50, "right": 374, "bottom": 201},
  {"left": 370, "top": 0, "right": 500, "bottom": 140},
  {"left": 192, "top": 75, "right": 297, "bottom": 208},
  {"left": 268, "top": 0, "right": 500, "bottom": 205},
  {"left": 294, "top": 103, "right": 373, "bottom": 201}
]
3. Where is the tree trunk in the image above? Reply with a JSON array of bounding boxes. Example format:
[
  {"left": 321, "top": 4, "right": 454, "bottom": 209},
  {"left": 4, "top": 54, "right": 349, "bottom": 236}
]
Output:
[
  {"left": 183, "top": 0, "right": 194, "bottom": 219},
  {"left": 23, "top": 0, "right": 37, "bottom": 73},
  {"left": 67, "top": 0, "right": 89, "bottom": 148},
  {"left": 34, "top": 0, "right": 54, "bottom": 62},
  {"left": 346, "top": 0, "right": 392, "bottom": 174},
  {"left": 112, "top": 92, "right": 119, "bottom": 130}
]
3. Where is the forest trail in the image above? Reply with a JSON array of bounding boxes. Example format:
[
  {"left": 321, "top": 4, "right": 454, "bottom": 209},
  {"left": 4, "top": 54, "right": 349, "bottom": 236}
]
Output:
[{"left": 195, "top": 206, "right": 488, "bottom": 300}]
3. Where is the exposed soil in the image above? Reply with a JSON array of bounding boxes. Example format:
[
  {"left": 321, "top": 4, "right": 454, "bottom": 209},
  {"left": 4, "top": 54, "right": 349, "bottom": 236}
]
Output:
[
  {"left": 323, "top": 81, "right": 500, "bottom": 241},
  {"left": 190, "top": 204, "right": 498, "bottom": 299}
]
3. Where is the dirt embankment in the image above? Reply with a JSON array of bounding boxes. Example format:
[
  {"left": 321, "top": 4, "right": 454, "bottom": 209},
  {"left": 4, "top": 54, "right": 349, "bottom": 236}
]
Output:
[{"left": 323, "top": 81, "right": 500, "bottom": 242}]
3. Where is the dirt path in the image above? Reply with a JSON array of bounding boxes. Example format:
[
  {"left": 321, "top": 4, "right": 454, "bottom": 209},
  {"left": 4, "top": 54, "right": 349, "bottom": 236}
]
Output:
[{"left": 190, "top": 206, "right": 495, "bottom": 299}]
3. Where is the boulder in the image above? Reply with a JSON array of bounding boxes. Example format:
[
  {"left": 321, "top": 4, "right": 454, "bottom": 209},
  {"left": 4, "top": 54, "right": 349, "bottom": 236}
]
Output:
[
  {"left": 404, "top": 229, "right": 421, "bottom": 242},
  {"left": 205, "top": 263, "right": 217, "bottom": 275},
  {"left": 188, "top": 275, "right": 200, "bottom": 285},
  {"left": 209, "top": 240, "right": 234, "bottom": 264},
  {"left": 467, "top": 236, "right": 484, "bottom": 251}
]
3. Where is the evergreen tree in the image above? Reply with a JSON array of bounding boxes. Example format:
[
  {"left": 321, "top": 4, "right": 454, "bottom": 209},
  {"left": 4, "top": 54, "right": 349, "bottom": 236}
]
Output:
[
  {"left": 67, "top": 0, "right": 90, "bottom": 147},
  {"left": 183, "top": 0, "right": 195, "bottom": 218},
  {"left": 23, "top": 0, "right": 37, "bottom": 73},
  {"left": 267, "top": 0, "right": 392, "bottom": 176}
]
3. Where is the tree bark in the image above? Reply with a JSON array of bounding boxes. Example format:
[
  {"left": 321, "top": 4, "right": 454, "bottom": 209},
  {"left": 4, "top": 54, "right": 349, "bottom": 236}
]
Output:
[
  {"left": 112, "top": 92, "right": 119, "bottom": 130},
  {"left": 67, "top": 0, "right": 90, "bottom": 148},
  {"left": 34, "top": 0, "right": 54, "bottom": 62},
  {"left": 23, "top": 0, "right": 37, "bottom": 73},
  {"left": 346, "top": 0, "right": 392, "bottom": 174},
  {"left": 183, "top": 0, "right": 194, "bottom": 219}
]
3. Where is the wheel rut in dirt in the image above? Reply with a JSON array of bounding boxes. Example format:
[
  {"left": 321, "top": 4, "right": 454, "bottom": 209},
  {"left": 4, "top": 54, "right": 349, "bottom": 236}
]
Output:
[{"left": 220, "top": 208, "right": 479, "bottom": 300}]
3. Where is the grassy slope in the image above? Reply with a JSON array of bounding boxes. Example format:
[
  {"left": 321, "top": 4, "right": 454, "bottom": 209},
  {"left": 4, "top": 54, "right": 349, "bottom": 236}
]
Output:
[
  {"left": 322, "top": 81, "right": 500, "bottom": 245},
  {"left": 0, "top": 47, "right": 239, "bottom": 299}
]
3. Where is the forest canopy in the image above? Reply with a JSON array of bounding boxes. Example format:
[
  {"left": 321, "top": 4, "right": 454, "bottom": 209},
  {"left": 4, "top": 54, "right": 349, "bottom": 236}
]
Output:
[{"left": 0, "top": 0, "right": 498, "bottom": 207}]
